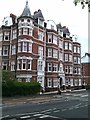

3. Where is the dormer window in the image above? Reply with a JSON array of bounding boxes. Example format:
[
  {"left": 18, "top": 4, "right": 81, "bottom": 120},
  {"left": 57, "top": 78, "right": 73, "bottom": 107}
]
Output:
[{"left": 51, "top": 25, "right": 54, "bottom": 30}]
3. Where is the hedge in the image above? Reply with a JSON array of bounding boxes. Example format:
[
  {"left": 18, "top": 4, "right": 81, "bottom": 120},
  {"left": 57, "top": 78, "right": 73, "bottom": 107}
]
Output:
[{"left": 2, "top": 81, "right": 41, "bottom": 97}]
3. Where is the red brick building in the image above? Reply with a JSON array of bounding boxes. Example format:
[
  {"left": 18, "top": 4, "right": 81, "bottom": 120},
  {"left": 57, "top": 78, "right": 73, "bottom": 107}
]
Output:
[
  {"left": 0, "top": 1, "right": 82, "bottom": 91},
  {"left": 81, "top": 53, "right": 90, "bottom": 85}
]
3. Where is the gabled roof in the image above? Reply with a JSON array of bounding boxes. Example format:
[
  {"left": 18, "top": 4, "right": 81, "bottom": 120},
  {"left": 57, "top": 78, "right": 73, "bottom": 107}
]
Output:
[
  {"left": 33, "top": 9, "right": 44, "bottom": 21},
  {"left": 21, "top": 1, "right": 31, "bottom": 17},
  {"left": 61, "top": 26, "right": 70, "bottom": 35},
  {"left": 57, "top": 23, "right": 62, "bottom": 30}
]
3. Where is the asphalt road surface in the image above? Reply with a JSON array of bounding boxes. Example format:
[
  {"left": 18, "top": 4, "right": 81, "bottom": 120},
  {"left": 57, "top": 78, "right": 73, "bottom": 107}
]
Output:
[{"left": 1, "top": 90, "right": 90, "bottom": 120}]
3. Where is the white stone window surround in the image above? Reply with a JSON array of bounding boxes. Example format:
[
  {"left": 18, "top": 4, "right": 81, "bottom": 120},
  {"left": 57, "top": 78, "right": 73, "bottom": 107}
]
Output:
[
  {"left": 17, "top": 56, "right": 32, "bottom": 70},
  {"left": 11, "top": 61, "right": 15, "bottom": 71}
]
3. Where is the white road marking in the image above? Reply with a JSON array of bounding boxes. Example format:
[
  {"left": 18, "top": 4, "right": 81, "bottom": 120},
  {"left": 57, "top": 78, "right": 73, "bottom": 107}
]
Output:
[
  {"left": 33, "top": 114, "right": 43, "bottom": 117},
  {"left": 81, "top": 95, "right": 88, "bottom": 97},
  {"left": 53, "top": 110, "right": 60, "bottom": 113},
  {"left": 39, "top": 115, "right": 49, "bottom": 118},
  {"left": 1, "top": 115, "right": 9, "bottom": 119},
  {"left": 41, "top": 109, "right": 52, "bottom": 113},
  {"left": 73, "top": 94, "right": 82, "bottom": 96},
  {"left": 75, "top": 103, "right": 81, "bottom": 107},
  {"left": 53, "top": 108, "right": 57, "bottom": 110},
  {"left": 20, "top": 115, "right": 31, "bottom": 119},
  {"left": 69, "top": 107, "right": 74, "bottom": 110},
  {"left": 62, "top": 109, "right": 67, "bottom": 111}
]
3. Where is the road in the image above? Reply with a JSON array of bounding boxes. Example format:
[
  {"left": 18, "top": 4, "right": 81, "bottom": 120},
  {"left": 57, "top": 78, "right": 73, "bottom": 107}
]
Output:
[{"left": 1, "top": 90, "right": 90, "bottom": 120}]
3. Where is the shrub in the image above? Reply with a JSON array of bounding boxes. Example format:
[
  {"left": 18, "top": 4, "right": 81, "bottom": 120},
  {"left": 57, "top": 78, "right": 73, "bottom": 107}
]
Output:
[{"left": 2, "top": 81, "right": 41, "bottom": 97}]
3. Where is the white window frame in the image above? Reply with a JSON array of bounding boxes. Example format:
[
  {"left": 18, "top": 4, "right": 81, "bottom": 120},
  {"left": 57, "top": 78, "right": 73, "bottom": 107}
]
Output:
[
  {"left": 48, "top": 34, "right": 52, "bottom": 43},
  {"left": 53, "top": 49, "right": 58, "bottom": 58},
  {"left": 65, "top": 66, "right": 68, "bottom": 74},
  {"left": 38, "top": 61, "right": 43, "bottom": 71},
  {"left": 69, "top": 54, "right": 72, "bottom": 62},
  {"left": 78, "top": 57, "right": 80, "bottom": 64},
  {"left": 13, "top": 29, "right": 17, "bottom": 39},
  {"left": 65, "top": 54, "right": 68, "bottom": 61},
  {"left": 74, "top": 67, "right": 77, "bottom": 74},
  {"left": 53, "top": 35, "right": 57, "bottom": 45},
  {"left": 28, "top": 42, "right": 32, "bottom": 53},
  {"left": 74, "top": 57, "right": 77, "bottom": 63},
  {"left": 48, "top": 48, "right": 52, "bottom": 57},
  {"left": 47, "top": 78, "right": 52, "bottom": 88},
  {"left": 29, "top": 28, "right": 33, "bottom": 36},
  {"left": 26, "top": 78, "right": 30, "bottom": 82},
  {"left": 69, "top": 66, "right": 72, "bottom": 74},
  {"left": 59, "top": 40, "right": 63, "bottom": 49},
  {"left": 3, "top": 46, "right": 8, "bottom": 56},
  {"left": 2, "top": 62, "right": 7, "bottom": 70},
  {"left": 53, "top": 64, "right": 58, "bottom": 72},
  {"left": 4, "top": 32, "right": 9, "bottom": 41},
  {"left": 17, "top": 60, "right": 20, "bottom": 70},
  {"left": 22, "top": 59, "right": 26, "bottom": 70},
  {"left": 23, "top": 42, "right": 27, "bottom": 52},
  {"left": 38, "top": 46, "right": 43, "bottom": 58},
  {"left": 11, "top": 61, "right": 15, "bottom": 71},
  {"left": 65, "top": 42, "right": 68, "bottom": 49},
  {"left": 12, "top": 45, "right": 16, "bottom": 55},
  {"left": 69, "top": 43, "right": 72, "bottom": 50},
  {"left": 48, "top": 63, "right": 52, "bottom": 72},
  {"left": 28, "top": 59, "right": 31, "bottom": 70},
  {"left": 70, "top": 78, "right": 73, "bottom": 86},
  {"left": 78, "top": 68, "right": 81, "bottom": 74},
  {"left": 19, "top": 28, "right": 22, "bottom": 36},
  {"left": 53, "top": 79, "right": 58, "bottom": 88},
  {"left": 74, "top": 46, "right": 76, "bottom": 53},
  {"left": 23, "top": 28, "right": 28, "bottom": 35},
  {"left": 38, "top": 31, "right": 43, "bottom": 41},
  {"left": 18, "top": 42, "right": 21, "bottom": 52},
  {"left": 79, "top": 79, "right": 81, "bottom": 86}
]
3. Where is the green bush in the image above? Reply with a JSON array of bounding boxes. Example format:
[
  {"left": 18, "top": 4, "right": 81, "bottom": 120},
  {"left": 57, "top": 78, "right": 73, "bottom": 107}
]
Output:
[{"left": 2, "top": 81, "right": 41, "bottom": 97}]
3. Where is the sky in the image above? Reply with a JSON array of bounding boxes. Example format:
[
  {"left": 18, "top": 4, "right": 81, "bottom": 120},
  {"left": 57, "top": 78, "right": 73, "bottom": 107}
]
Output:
[{"left": 0, "top": 0, "right": 88, "bottom": 56}]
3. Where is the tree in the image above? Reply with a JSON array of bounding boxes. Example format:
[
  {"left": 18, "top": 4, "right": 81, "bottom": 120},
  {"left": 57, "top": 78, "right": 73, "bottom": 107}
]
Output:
[{"left": 63, "top": 0, "right": 89, "bottom": 11}]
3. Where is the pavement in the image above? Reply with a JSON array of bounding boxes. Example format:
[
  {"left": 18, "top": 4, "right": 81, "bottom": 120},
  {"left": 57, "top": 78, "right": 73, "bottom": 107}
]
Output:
[{"left": 2, "top": 89, "right": 86, "bottom": 106}]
